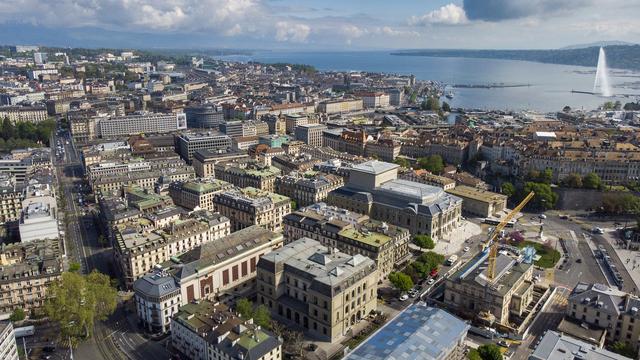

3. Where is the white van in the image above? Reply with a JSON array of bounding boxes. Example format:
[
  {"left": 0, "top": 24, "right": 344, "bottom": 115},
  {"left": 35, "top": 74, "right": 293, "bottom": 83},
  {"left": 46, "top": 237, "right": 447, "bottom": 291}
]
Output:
[{"left": 446, "top": 255, "right": 459, "bottom": 266}]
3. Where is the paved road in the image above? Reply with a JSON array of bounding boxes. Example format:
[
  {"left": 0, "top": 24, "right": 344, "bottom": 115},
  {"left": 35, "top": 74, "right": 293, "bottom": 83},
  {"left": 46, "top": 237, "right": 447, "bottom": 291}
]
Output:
[{"left": 51, "top": 130, "right": 170, "bottom": 360}]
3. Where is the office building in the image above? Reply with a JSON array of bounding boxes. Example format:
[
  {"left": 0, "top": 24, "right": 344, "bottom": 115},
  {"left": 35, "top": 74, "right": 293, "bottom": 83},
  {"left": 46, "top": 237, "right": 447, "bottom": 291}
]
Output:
[
  {"left": 133, "top": 270, "right": 181, "bottom": 333},
  {"left": 318, "top": 98, "right": 363, "bottom": 114},
  {"left": 171, "top": 300, "right": 282, "bottom": 360},
  {"left": 191, "top": 150, "right": 249, "bottom": 178},
  {"left": 214, "top": 187, "right": 291, "bottom": 232},
  {"left": 284, "top": 114, "right": 308, "bottom": 134},
  {"left": 97, "top": 112, "right": 187, "bottom": 138},
  {"left": 176, "top": 132, "right": 232, "bottom": 164},
  {"left": 257, "top": 238, "right": 378, "bottom": 342},
  {"left": 327, "top": 161, "right": 462, "bottom": 239},
  {"left": 295, "top": 124, "right": 327, "bottom": 147},
  {"left": 168, "top": 179, "right": 233, "bottom": 211},
  {"left": 355, "top": 92, "right": 390, "bottom": 108},
  {"left": 184, "top": 105, "right": 224, "bottom": 129}
]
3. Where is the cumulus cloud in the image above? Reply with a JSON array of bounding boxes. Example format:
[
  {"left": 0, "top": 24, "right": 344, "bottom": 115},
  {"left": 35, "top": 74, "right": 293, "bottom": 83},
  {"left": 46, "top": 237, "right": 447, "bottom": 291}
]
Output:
[
  {"left": 409, "top": 4, "right": 468, "bottom": 26},
  {"left": 275, "top": 21, "right": 311, "bottom": 43},
  {"left": 462, "top": 0, "right": 590, "bottom": 22}
]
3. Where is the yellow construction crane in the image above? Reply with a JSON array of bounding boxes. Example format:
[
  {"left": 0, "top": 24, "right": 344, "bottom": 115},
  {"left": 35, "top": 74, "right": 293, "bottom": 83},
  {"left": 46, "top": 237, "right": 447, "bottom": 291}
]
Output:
[{"left": 485, "top": 191, "right": 535, "bottom": 281}]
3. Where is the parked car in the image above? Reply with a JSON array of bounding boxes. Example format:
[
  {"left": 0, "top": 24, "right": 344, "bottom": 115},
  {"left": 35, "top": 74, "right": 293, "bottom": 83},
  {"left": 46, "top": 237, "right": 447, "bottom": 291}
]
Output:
[
  {"left": 538, "top": 214, "right": 547, "bottom": 219},
  {"left": 463, "top": 246, "right": 470, "bottom": 252},
  {"left": 429, "top": 269, "right": 439, "bottom": 278},
  {"left": 592, "top": 227, "right": 605, "bottom": 234},
  {"left": 399, "top": 294, "right": 409, "bottom": 301},
  {"left": 497, "top": 340, "right": 509, "bottom": 348},
  {"left": 427, "top": 278, "right": 435, "bottom": 285}
]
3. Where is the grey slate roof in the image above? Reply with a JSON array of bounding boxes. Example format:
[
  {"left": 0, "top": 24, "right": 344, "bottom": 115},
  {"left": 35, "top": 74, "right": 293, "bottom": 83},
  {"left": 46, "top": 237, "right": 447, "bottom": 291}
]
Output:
[{"left": 530, "top": 331, "right": 631, "bottom": 360}]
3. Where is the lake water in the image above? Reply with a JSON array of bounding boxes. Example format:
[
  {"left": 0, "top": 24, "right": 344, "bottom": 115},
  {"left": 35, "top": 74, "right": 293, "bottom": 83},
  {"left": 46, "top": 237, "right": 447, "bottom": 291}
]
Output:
[{"left": 215, "top": 51, "right": 640, "bottom": 112}]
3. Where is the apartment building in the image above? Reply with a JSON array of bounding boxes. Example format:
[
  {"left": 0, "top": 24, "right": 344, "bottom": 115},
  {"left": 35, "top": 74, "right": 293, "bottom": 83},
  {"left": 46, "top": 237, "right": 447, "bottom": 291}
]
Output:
[
  {"left": 365, "top": 139, "right": 401, "bottom": 162},
  {"left": 354, "top": 92, "right": 390, "bottom": 109},
  {"left": 398, "top": 169, "right": 456, "bottom": 191},
  {"left": 275, "top": 172, "right": 344, "bottom": 207},
  {"left": 90, "top": 166, "right": 195, "bottom": 195},
  {"left": 0, "top": 322, "right": 18, "bottom": 360},
  {"left": 567, "top": 282, "right": 640, "bottom": 352},
  {"left": 0, "top": 106, "right": 48, "bottom": 124},
  {"left": 168, "top": 179, "right": 233, "bottom": 211},
  {"left": 176, "top": 132, "right": 232, "bottom": 164},
  {"left": 97, "top": 112, "right": 187, "bottom": 138},
  {"left": 327, "top": 161, "right": 462, "bottom": 239},
  {"left": 133, "top": 270, "right": 181, "bottom": 333},
  {"left": 284, "top": 114, "right": 308, "bottom": 134},
  {"left": 283, "top": 203, "right": 410, "bottom": 279},
  {"left": 295, "top": 124, "right": 327, "bottom": 147},
  {"left": 257, "top": 238, "right": 378, "bottom": 342},
  {"left": 214, "top": 187, "right": 291, "bottom": 232},
  {"left": 171, "top": 300, "right": 282, "bottom": 360},
  {"left": 0, "top": 239, "right": 63, "bottom": 315},
  {"left": 114, "top": 212, "right": 231, "bottom": 288},
  {"left": 214, "top": 161, "right": 281, "bottom": 192}
]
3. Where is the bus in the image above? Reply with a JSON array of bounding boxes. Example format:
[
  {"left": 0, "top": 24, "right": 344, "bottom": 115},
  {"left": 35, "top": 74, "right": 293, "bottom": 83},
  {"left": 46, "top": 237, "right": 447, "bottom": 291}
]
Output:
[
  {"left": 483, "top": 218, "right": 516, "bottom": 228},
  {"left": 14, "top": 325, "right": 35, "bottom": 338}
]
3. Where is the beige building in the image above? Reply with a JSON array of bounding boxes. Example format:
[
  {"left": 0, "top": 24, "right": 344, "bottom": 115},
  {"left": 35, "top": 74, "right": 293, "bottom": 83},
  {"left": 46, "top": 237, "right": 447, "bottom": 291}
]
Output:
[
  {"left": 168, "top": 179, "right": 233, "bottom": 211},
  {"left": 446, "top": 185, "right": 508, "bottom": 218},
  {"left": 318, "top": 98, "right": 364, "bottom": 114},
  {"left": 0, "top": 106, "right": 48, "bottom": 124},
  {"left": 295, "top": 124, "right": 327, "bottom": 147},
  {"left": 214, "top": 161, "right": 281, "bottom": 192},
  {"left": 283, "top": 203, "right": 410, "bottom": 279},
  {"left": 0, "top": 239, "right": 63, "bottom": 315},
  {"left": 257, "top": 238, "right": 378, "bottom": 342},
  {"left": 284, "top": 113, "right": 308, "bottom": 134},
  {"left": 444, "top": 252, "right": 534, "bottom": 327},
  {"left": 327, "top": 161, "right": 462, "bottom": 240},
  {"left": 275, "top": 172, "right": 344, "bottom": 207},
  {"left": 214, "top": 187, "right": 291, "bottom": 232},
  {"left": 114, "top": 212, "right": 231, "bottom": 288},
  {"left": 191, "top": 150, "right": 249, "bottom": 178},
  {"left": 91, "top": 166, "right": 195, "bottom": 195},
  {"left": 567, "top": 282, "right": 640, "bottom": 352},
  {"left": 399, "top": 169, "right": 456, "bottom": 191},
  {"left": 355, "top": 92, "right": 390, "bottom": 108},
  {"left": 171, "top": 300, "right": 282, "bottom": 360}
]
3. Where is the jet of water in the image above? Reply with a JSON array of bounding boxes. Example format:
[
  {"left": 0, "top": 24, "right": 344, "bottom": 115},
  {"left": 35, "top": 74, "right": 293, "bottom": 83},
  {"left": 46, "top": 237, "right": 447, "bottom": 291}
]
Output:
[{"left": 593, "top": 47, "right": 612, "bottom": 97}]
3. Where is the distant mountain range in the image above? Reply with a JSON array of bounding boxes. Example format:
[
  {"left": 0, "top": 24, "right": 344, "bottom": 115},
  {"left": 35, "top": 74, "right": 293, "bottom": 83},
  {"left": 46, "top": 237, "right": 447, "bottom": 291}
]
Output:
[{"left": 391, "top": 45, "right": 640, "bottom": 71}]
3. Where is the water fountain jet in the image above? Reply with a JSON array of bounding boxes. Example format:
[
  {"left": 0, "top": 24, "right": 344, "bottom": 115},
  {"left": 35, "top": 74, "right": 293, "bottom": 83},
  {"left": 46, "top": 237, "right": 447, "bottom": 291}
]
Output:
[{"left": 593, "top": 47, "right": 613, "bottom": 97}]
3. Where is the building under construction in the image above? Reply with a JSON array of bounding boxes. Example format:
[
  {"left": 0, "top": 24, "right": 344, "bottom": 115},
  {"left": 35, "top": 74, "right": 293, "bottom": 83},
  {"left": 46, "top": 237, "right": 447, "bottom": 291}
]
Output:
[{"left": 444, "top": 249, "right": 535, "bottom": 328}]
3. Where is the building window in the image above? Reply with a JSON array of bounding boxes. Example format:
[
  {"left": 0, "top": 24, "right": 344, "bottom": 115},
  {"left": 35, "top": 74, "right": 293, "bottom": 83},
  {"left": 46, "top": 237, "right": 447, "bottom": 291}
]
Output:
[
  {"left": 241, "top": 261, "right": 248, "bottom": 277},
  {"left": 232, "top": 265, "right": 239, "bottom": 281},
  {"left": 222, "top": 270, "right": 229, "bottom": 285}
]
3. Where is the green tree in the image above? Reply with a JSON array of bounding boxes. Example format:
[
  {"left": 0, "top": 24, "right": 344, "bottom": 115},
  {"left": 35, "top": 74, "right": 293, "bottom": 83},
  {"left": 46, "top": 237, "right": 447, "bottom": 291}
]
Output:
[
  {"left": 413, "top": 235, "right": 435, "bottom": 250},
  {"left": 468, "top": 349, "right": 482, "bottom": 360},
  {"left": 409, "top": 92, "right": 417, "bottom": 104},
  {"left": 236, "top": 298, "right": 253, "bottom": 319},
  {"left": 562, "top": 173, "right": 583, "bottom": 188},
  {"left": 501, "top": 182, "right": 516, "bottom": 198},
  {"left": 9, "top": 308, "right": 26, "bottom": 322},
  {"left": 523, "top": 182, "right": 558, "bottom": 210},
  {"left": 603, "top": 101, "right": 616, "bottom": 110},
  {"left": 290, "top": 200, "right": 297, "bottom": 211},
  {"left": 253, "top": 305, "right": 272, "bottom": 329},
  {"left": 477, "top": 344, "right": 503, "bottom": 360},
  {"left": 1, "top": 117, "right": 14, "bottom": 141},
  {"left": 525, "top": 170, "right": 541, "bottom": 182},
  {"left": 418, "top": 251, "right": 445, "bottom": 272},
  {"left": 388, "top": 272, "right": 414, "bottom": 292},
  {"left": 442, "top": 101, "right": 451, "bottom": 112},
  {"left": 394, "top": 157, "right": 410, "bottom": 168},
  {"left": 602, "top": 193, "right": 640, "bottom": 215},
  {"left": 418, "top": 155, "right": 445, "bottom": 174},
  {"left": 611, "top": 341, "right": 637, "bottom": 358},
  {"left": 68, "top": 262, "right": 81, "bottom": 273},
  {"left": 45, "top": 270, "right": 117, "bottom": 341},
  {"left": 541, "top": 168, "right": 553, "bottom": 184},
  {"left": 583, "top": 172, "right": 602, "bottom": 190}
]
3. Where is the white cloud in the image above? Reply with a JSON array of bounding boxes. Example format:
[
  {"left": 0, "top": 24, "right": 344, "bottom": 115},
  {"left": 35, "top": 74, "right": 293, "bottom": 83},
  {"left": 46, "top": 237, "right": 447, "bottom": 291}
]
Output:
[
  {"left": 275, "top": 21, "right": 311, "bottom": 43},
  {"left": 409, "top": 3, "right": 468, "bottom": 26}
]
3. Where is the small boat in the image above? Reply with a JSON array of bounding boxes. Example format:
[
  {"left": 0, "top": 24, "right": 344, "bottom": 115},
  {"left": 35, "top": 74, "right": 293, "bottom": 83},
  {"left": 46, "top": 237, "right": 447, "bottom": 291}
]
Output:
[{"left": 445, "top": 91, "right": 454, "bottom": 99}]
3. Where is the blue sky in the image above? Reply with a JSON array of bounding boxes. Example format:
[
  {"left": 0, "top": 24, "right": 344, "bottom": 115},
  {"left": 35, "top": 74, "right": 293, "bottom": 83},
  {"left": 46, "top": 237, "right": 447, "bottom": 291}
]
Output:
[{"left": 0, "top": 0, "right": 638, "bottom": 50}]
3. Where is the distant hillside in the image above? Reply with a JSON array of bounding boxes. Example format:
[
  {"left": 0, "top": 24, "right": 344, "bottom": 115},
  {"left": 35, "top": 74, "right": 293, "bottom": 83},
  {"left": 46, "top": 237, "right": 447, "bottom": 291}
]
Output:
[
  {"left": 391, "top": 45, "right": 640, "bottom": 71},
  {"left": 561, "top": 41, "right": 636, "bottom": 50}
]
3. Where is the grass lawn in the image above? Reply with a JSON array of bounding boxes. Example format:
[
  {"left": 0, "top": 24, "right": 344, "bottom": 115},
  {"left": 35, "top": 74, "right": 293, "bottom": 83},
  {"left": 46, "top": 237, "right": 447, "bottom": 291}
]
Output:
[{"left": 519, "top": 241, "right": 561, "bottom": 268}]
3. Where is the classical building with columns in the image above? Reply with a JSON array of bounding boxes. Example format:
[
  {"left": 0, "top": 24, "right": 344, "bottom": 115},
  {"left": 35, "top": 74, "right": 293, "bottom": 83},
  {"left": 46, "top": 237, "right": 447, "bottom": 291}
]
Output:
[{"left": 327, "top": 160, "right": 462, "bottom": 240}]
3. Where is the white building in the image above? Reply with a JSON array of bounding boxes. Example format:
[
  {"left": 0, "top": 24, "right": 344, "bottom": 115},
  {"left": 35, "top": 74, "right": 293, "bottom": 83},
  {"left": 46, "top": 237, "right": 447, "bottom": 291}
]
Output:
[
  {"left": 0, "top": 322, "right": 19, "bottom": 360},
  {"left": 97, "top": 112, "right": 187, "bottom": 138},
  {"left": 133, "top": 271, "right": 181, "bottom": 334},
  {"left": 19, "top": 202, "right": 58, "bottom": 242}
]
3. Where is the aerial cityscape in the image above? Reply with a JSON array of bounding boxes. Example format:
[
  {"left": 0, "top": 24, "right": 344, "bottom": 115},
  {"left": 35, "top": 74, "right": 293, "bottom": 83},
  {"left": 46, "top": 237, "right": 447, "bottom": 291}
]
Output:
[{"left": 0, "top": 1, "right": 640, "bottom": 360}]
